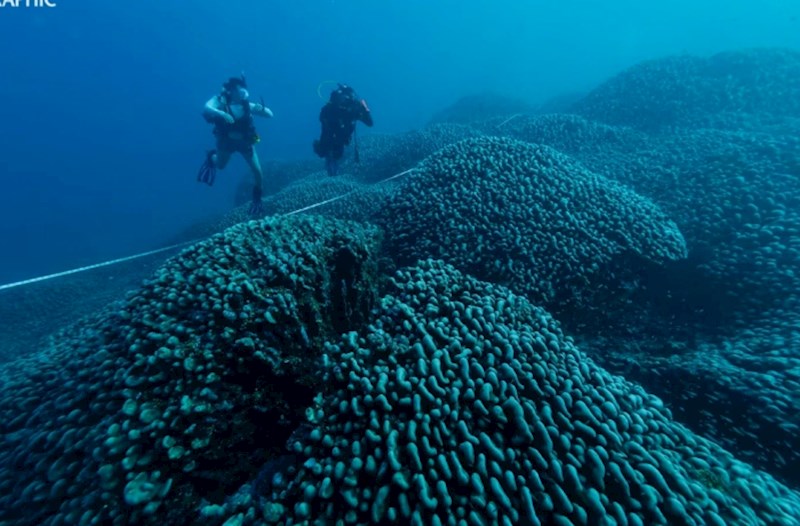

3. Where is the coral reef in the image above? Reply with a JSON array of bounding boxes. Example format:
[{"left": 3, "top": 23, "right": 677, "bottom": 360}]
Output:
[
  {"left": 379, "top": 136, "right": 687, "bottom": 310},
  {"left": 237, "top": 260, "right": 800, "bottom": 525},
  {"left": 429, "top": 93, "right": 533, "bottom": 125},
  {"left": 2, "top": 47, "right": 799, "bottom": 526},
  {"left": 0, "top": 216, "right": 381, "bottom": 525},
  {"left": 571, "top": 48, "right": 800, "bottom": 131}
]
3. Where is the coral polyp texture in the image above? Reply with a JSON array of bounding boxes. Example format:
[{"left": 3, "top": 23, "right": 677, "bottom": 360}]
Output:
[
  {"left": 0, "top": 216, "right": 382, "bottom": 526},
  {"left": 344, "top": 123, "right": 482, "bottom": 184},
  {"left": 379, "top": 136, "right": 687, "bottom": 310},
  {"left": 214, "top": 261, "right": 800, "bottom": 525},
  {"left": 571, "top": 48, "right": 800, "bottom": 131},
  {"left": 428, "top": 93, "right": 534, "bottom": 125}
]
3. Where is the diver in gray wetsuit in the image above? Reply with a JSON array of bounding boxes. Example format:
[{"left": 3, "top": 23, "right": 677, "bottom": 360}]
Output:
[{"left": 198, "top": 75, "right": 273, "bottom": 215}]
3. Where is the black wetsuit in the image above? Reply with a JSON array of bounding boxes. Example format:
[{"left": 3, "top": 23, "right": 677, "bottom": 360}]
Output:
[{"left": 313, "top": 95, "right": 373, "bottom": 175}]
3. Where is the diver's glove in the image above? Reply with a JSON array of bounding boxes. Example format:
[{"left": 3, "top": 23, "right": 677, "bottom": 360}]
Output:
[{"left": 249, "top": 185, "right": 263, "bottom": 216}]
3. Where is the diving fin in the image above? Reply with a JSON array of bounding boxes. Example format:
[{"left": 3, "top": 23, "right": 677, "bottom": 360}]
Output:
[{"left": 197, "top": 150, "right": 217, "bottom": 186}]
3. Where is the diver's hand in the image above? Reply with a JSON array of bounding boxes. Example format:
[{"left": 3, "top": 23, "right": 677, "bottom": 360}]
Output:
[
  {"left": 218, "top": 111, "right": 235, "bottom": 124},
  {"left": 253, "top": 103, "right": 273, "bottom": 117}
]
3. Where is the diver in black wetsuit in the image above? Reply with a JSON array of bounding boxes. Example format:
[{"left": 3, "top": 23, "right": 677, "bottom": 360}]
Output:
[{"left": 313, "top": 84, "right": 373, "bottom": 177}]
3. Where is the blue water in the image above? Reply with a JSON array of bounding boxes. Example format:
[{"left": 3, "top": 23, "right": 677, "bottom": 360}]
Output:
[{"left": 0, "top": 0, "right": 798, "bottom": 284}]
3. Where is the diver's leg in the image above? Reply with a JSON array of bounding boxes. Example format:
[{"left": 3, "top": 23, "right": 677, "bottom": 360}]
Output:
[
  {"left": 330, "top": 144, "right": 345, "bottom": 176},
  {"left": 214, "top": 148, "right": 232, "bottom": 169},
  {"left": 316, "top": 136, "right": 335, "bottom": 175},
  {"left": 244, "top": 148, "right": 263, "bottom": 186},
  {"left": 243, "top": 147, "right": 264, "bottom": 214},
  {"left": 313, "top": 138, "right": 325, "bottom": 158},
  {"left": 325, "top": 155, "right": 336, "bottom": 177}
]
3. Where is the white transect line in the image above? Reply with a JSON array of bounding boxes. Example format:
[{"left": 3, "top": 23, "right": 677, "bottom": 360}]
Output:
[
  {"left": 0, "top": 167, "right": 418, "bottom": 292},
  {"left": 496, "top": 113, "right": 524, "bottom": 128},
  {"left": 285, "top": 168, "right": 415, "bottom": 216},
  {"left": 0, "top": 242, "right": 197, "bottom": 291}
]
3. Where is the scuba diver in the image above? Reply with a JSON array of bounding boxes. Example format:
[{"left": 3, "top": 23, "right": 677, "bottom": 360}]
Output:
[
  {"left": 198, "top": 74, "right": 273, "bottom": 215},
  {"left": 313, "top": 83, "right": 373, "bottom": 177}
]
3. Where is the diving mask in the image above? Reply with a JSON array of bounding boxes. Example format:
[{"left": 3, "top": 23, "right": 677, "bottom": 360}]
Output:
[{"left": 234, "top": 87, "right": 250, "bottom": 102}]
